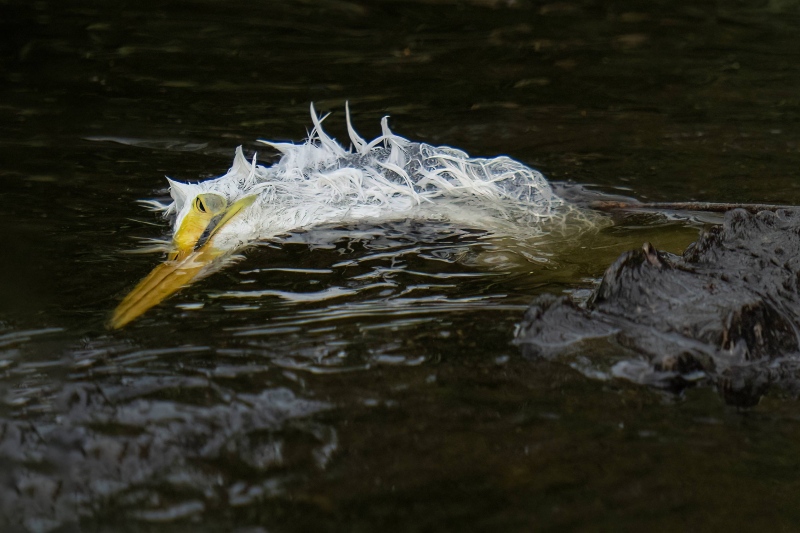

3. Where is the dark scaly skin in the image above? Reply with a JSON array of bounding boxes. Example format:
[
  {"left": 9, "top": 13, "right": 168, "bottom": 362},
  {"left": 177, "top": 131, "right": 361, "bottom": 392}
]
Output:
[{"left": 515, "top": 208, "right": 800, "bottom": 407}]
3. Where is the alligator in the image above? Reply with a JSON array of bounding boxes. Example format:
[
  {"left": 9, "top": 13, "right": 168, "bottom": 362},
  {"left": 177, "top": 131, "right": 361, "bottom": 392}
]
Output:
[{"left": 514, "top": 208, "right": 800, "bottom": 406}]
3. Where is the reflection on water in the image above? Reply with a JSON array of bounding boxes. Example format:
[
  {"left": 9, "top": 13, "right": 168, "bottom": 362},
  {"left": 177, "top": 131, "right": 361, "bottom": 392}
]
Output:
[{"left": 3, "top": 0, "right": 800, "bottom": 530}]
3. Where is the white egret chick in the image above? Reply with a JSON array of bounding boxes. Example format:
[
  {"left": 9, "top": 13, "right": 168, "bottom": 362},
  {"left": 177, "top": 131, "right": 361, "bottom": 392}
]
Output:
[{"left": 110, "top": 104, "right": 591, "bottom": 328}]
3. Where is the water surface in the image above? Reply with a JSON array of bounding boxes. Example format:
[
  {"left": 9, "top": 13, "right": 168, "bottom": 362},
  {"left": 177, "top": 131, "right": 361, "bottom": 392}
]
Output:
[{"left": 2, "top": 0, "right": 800, "bottom": 530}]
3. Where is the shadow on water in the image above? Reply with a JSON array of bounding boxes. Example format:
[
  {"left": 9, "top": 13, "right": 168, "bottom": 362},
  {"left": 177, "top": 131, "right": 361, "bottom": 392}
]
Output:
[{"left": 3, "top": 0, "right": 800, "bottom": 530}]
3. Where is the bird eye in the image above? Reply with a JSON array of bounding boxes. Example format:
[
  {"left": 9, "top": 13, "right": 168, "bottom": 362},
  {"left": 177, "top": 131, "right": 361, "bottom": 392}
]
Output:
[{"left": 195, "top": 198, "right": 206, "bottom": 213}]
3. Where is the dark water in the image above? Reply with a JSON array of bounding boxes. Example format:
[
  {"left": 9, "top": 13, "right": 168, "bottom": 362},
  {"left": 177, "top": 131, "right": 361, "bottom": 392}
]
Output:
[{"left": 2, "top": 0, "right": 800, "bottom": 530}]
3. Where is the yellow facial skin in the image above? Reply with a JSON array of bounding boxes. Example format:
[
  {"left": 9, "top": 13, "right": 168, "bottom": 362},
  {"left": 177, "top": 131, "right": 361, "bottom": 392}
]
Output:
[
  {"left": 170, "top": 193, "right": 228, "bottom": 259},
  {"left": 109, "top": 194, "right": 256, "bottom": 329}
]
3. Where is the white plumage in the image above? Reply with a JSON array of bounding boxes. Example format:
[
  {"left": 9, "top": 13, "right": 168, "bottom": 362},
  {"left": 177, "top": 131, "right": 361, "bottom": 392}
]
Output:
[{"left": 153, "top": 103, "right": 584, "bottom": 253}]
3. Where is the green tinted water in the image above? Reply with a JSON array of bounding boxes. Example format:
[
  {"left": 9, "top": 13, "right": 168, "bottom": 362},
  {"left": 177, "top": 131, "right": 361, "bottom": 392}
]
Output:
[{"left": 2, "top": 0, "right": 800, "bottom": 530}]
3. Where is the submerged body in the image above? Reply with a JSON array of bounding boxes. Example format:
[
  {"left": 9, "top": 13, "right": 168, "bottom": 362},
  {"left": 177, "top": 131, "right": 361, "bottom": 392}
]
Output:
[{"left": 111, "top": 104, "right": 594, "bottom": 328}]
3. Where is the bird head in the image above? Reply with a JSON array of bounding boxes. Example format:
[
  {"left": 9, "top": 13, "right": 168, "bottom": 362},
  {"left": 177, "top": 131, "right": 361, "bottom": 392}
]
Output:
[{"left": 109, "top": 182, "right": 256, "bottom": 329}]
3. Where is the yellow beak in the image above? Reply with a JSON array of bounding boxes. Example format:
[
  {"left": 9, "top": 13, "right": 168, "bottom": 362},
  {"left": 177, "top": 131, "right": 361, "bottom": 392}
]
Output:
[{"left": 109, "top": 194, "right": 256, "bottom": 329}]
